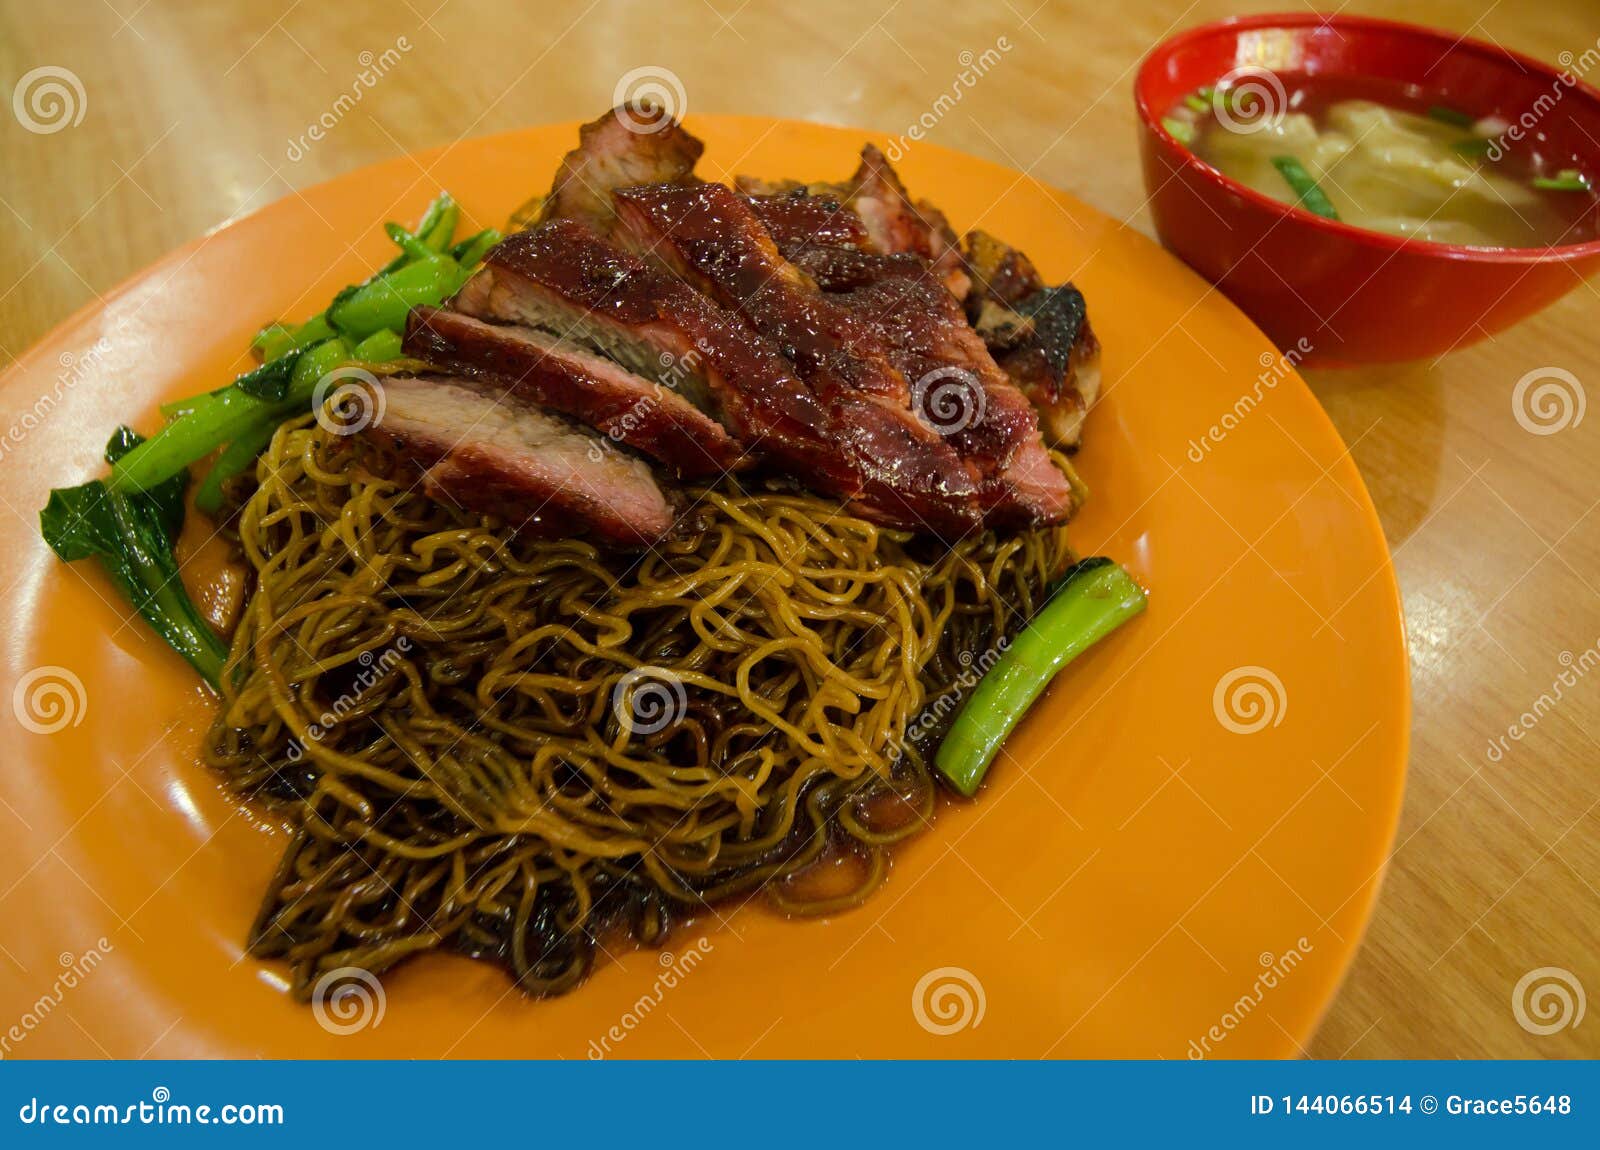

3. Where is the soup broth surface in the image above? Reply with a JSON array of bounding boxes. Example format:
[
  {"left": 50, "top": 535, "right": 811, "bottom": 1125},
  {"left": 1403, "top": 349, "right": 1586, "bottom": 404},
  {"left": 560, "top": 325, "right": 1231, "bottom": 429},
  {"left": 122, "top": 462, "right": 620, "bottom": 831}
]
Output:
[{"left": 1166, "top": 74, "right": 1598, "bottom": 247}]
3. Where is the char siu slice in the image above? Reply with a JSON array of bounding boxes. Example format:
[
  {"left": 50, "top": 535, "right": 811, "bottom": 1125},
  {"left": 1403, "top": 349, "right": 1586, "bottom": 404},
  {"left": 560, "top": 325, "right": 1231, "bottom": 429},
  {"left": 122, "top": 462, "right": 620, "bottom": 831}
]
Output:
[
  {"left": 531, "top": 103, "right": 703, "bottom": 240},
  {"left": 832, "top": 273, "right": 1077, "bottom": 526},
  {"left": 845, "top": 146, "right": 971, "bottom": 301},
  {"left": 741, "top": 192, "right": 1075, "bottom": 525},
  {"left": 453, "top": 220, "right": 980, "bottom": 536},
  {"left": 609, "top": 182, "right": 982, "bottom": 533},
  {"left": 742, "top": 191, "right": 872, "bottom": 251},
  {"left": 738, "top": 151, "right": 971, "bottom": 300},
  {"left": 367, "top": 374, "right": 675, "bottom": 547},
  {"left": 963, "top": 230, "right": 1103, "bottom": 449},
  {"left": 404, "top": 306, "right": 745, "bottom": 479},
  {"left": 742, "top": 192, "right": 929, "bottom": 292}
]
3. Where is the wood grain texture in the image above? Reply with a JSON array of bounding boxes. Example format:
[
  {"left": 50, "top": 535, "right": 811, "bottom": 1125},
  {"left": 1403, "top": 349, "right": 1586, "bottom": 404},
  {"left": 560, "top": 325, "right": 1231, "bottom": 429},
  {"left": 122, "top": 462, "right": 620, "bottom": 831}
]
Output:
[{"left": 1, "top": 0, "right": 1596, "bottom": 1058}]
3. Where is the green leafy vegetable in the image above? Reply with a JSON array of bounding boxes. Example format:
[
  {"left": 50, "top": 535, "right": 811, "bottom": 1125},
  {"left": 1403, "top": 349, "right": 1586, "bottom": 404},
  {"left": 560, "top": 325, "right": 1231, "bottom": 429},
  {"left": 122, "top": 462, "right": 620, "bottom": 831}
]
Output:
[
  {"left": 326, "top": 255, "right": 464, "bottom": 340},
  {"left": 935, "top": 559, "right": 1147, "bottom": 797},
  {"left": 193, "top": 419, "right": 280, "bottom": 515},
  {"left": 1533, "top": 168, "right": 1591, "bottom": 191},
  {"left": 1162, "top": 116, "right": 1197, "bottom": 145},
  {"left": 451, "top": 227, "right": 503, "bottom": 267},
  {"left": 40, "top": 191, "right": 472, "bottom": 685},
  {"left": 232, "top": 345, "right": 307, "bottom": 401},
  {"left": 384, "top": 221, "right": 436, "bottom": 263},
  {"left": 1271, "top": 155, "right": 1340, "bottom": 220},
  {"left": 351, "top": 328, "right": 403, "bottom": 362},
  {"left": 40, "top": 429, "right": 228, "bottom": 687},
  {"left": 414, "top": 192, "right": 458, "bottom": 252},
  {"left": 108, "top": 342, "right": 348, "bottom": 496},
  {"left": 254, "top": 313, "right": 335, "bottom": 363},
  {"left": 1427, "top": 104, "right": 1474, "bottom": 128}
]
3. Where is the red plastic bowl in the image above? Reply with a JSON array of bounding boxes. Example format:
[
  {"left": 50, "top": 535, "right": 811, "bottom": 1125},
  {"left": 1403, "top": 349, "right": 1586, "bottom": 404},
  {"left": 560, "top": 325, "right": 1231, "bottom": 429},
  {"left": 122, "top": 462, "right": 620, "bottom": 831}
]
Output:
[{"left": 1135, "top": 13, "right": 1600, "bottom": 365}]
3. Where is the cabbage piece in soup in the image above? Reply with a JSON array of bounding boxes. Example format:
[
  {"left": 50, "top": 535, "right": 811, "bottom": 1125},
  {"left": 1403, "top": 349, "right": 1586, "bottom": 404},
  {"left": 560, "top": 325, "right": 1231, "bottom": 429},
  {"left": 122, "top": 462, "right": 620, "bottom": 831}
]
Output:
[{"left": 1169, "top": 81, "right": 1598, "bottom": 248}]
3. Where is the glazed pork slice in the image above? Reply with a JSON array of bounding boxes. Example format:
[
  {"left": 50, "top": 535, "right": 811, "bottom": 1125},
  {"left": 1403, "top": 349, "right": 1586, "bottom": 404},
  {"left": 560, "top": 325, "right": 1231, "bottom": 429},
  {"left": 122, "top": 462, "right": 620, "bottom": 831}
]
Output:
[
  {"left": 368, "top": 374, "right": 675, "bottom": 547},
  {"left": 742, "top": 191, "right": 872, "bottom": 251},
  {"left": 451, "top": 220, "right": 829, "bottom": 462},
  {"left": 734, "top": 148, "right": 969, "bottom": 299},
  {"left": 610, "top": 182, "right": 982, "bottom": 531},
  {"left": 962, "top": 230, "right": 1103, "bottom": 448},
  {"left": 992, "top": 286, "right": 1102, "bottom": 450},
  {"left": 404, "top": 306, "right": 745, "bottom": 479},
  {"left": 845, "top": 146, "right": 970, "bottom": 300},
  {"left": 531, "top": 103, "right": 704, "bottom": 239},
  {"left": 453, "top": 220, "right": 981, "bottom": 536},
  {"left": 743, "top": 191, "right": 930, "bottom": 292},
  {"left": 833, "top": 273, "right": 1077, "bottom": 526},
  {"left": 715, "top": 189, "right": 1073, "bottom": 524}
]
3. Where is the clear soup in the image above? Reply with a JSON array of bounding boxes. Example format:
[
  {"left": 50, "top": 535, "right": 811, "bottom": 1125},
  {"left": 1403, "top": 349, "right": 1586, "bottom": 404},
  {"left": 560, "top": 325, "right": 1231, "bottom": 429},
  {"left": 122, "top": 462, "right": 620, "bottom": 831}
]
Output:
[{"left": 1164, "top": 74, "right": 1599, "bottom": 248}]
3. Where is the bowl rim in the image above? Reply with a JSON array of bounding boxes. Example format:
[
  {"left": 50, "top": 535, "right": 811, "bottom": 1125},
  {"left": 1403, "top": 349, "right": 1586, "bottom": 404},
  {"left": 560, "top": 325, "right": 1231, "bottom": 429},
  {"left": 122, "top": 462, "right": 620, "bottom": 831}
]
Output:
[{"left": 1133, "top": 10, "right": 1600, "bottom": 264}]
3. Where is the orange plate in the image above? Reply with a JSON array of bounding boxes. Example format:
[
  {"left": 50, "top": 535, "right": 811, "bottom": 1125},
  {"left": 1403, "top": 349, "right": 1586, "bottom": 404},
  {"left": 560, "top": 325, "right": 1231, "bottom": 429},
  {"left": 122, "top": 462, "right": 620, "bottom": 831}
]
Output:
[{"left": 0, "top": 117, "right": 1407, "bottom": 1059}]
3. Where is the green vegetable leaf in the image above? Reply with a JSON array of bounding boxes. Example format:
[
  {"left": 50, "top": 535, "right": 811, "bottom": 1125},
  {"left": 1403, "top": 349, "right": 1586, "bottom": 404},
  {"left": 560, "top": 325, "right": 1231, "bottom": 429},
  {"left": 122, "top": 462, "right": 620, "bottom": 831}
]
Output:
[
  {"left": 232, "top": 345, "right": 306, "bottom": 401},
  {"left": 41, "top": 430, "right": 227, "bottom": 687},
  {"left": 1428, "top": 104, "right": 1474, "bottom": 128},
  {"left": 1162, "top": 116, "right": 1196, "bottom": 145}
]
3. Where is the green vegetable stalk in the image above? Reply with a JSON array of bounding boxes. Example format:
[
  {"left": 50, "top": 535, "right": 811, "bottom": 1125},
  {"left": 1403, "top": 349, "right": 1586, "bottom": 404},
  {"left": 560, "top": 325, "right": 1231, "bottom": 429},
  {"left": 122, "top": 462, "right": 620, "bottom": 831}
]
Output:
[
  {"left": 40, "top": 188, "right": 483, "bottom": 686},
  {"left": 40, "top": 429, "right": 228, "bottom": 688},
  {"left": 935, "top": 559, "right": 1147, "bottom": 797}
]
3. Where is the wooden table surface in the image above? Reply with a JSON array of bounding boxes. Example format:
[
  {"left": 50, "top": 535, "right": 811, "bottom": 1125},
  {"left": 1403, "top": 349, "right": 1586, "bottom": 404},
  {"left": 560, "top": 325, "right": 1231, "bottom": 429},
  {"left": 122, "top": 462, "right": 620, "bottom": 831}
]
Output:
[{"left": 3, "top": 0, "right": 1597, "bottom": 1059}]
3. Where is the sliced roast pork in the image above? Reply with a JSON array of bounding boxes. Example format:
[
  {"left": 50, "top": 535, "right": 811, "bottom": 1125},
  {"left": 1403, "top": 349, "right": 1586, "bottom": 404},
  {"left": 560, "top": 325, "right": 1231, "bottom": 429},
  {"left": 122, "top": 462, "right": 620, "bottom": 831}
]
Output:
[
  {"left": 403, "top": 306, "right": 745, "bottom": 479},
  {"left": 739, "top": 201, "right": 1069, "bottom": 520},
  {"left": 452, "top": 219, "right": 980, "bottom": 535},
  {"left": 962, "top": 230, "right": 1103, "bottom": 448},
  {"left": 832, "top": 272, "right": 1077, "bottom": 526},
  {"left": 609, "top": 182, "right": 982, "bottom": 533},
  {"left": 743, "top": 191, "right": 929, "bottom": 292},
  {"left": 738, "top": 149, "right": 971, "bottom": 299},
  {"left": 532, "top": 103, "right": 703, "bottom": 240},
  {"left": 366, "top": 374, "right": 675, "bottom": 547},
  {"left": 845, "top": 145, "right": 971, "bottom": 301}
]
